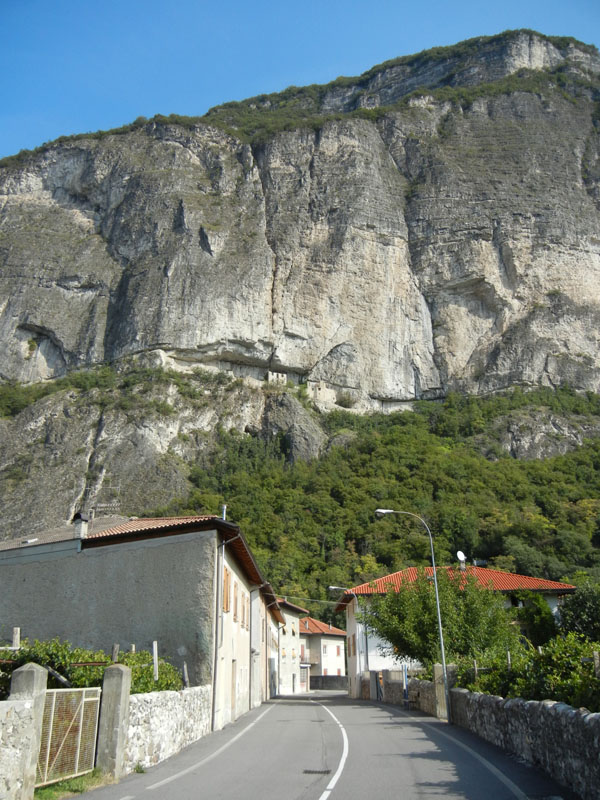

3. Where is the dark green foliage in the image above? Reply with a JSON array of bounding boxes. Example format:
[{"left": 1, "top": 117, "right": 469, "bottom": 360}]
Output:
[
  {"left": 361, "top": 569, "right": 521, "bottom": 665},
  {"left": 558, "top": 581, "right": 600, "bottom": 641},
  {"left": 514, "top": 591, "right": 558, "bottom": 646},
  {"left": 0, "top": 638, "right": 182, "bottom": 700},
  {"left": 458, "top": 633, "right": 600, "bottom": 711}
]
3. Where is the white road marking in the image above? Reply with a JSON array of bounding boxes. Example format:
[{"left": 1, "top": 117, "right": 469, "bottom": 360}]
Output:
[
  {"left": 145, "top": 704, "right": 274, "bottom": 791},
  {"left": 312, "top": 701, "right": 349, "bottom": 800},
  {"left": 382, "top": 703, "right": 529, "bottom": 800},
  {"left": 119, "top": 796, "right": 135, "bottom": 799}
]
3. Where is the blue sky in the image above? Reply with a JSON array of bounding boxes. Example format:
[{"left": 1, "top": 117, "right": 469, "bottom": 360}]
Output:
[{"left": 1, "top": 0, "right": 599, "bottom": 159}]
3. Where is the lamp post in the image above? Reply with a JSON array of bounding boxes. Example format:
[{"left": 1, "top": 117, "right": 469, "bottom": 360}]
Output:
[
  {"left": 328, "top": 585, "right": 365, "bottom": 696},
  {"left": 374, "top": 508, "right": 451, "bottom": 721}
]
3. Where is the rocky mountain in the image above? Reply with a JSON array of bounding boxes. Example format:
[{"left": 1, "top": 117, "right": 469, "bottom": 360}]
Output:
[{"left": 2, "top": 29, "right": 600, "bottom": 540}]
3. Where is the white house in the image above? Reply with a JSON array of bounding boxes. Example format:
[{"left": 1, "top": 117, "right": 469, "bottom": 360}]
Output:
[
  {"left": 277, "top": 599, "right": 309, "bottom": 694},
  {"left": 299, "top": 616, "right": 346, "bottom": 687},
  {"left": 335, "top": 565, "right": 576, "bottom": 698}
]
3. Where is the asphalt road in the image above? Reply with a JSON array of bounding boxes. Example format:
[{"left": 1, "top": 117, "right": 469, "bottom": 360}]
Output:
[{"left": 82, "top": 691, "right": 577, "bottom": 800}]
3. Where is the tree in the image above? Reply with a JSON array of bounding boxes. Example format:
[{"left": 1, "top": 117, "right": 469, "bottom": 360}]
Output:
[
  {"left": 558, "top": 582, "right": 600, "bottom": 641},
  {"left": 361, "top": 568, "right": 521, "bottom": 665},
  {"left": 514, "top": 591, "right": 557, "bottom": 646}
]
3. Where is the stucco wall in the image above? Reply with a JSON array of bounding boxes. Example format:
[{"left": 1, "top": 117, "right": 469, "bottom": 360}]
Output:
[
  {"left": 0, "top": 530, "right": 217, "bottom": 687},
  {"left": 0, "top": 699, "right": 36, "bottom": 800},
  {"left": 212, "top": 545, "right": 253, "bottom": 729},
  {"left": 278, "top": 610, "right": 302, "bottom": 694},
  {"left": 451, "top": 688, "right": 600, "bottom": 800},
  {"left": 124, "top": 685, "right": 212, "bottom": 772}
]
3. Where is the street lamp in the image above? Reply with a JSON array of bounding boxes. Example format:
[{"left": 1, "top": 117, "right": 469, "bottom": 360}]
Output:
[{"left": 374, "top": 508, "right": 450, "bottom": 721}]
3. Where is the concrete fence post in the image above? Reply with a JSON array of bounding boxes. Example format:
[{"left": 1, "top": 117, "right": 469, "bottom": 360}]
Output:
[
  {"left": 96, "top": 664, "right": 132, "bottom": 780},
  {"left": 9, "top": 663, "right": 48, "bottom": 800},
  {"left": 381, "top": 669, "right": 390, "bottom": 701},
  {"left": 433, "top": 663, "right": 448, "bottom": 721},
  {"left": 369, "top": 670, "right": 378, "bottom": 700}
]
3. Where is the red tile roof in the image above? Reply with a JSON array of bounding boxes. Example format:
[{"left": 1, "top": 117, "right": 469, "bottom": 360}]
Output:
[
  {"left": 299, "top": 616, "right": 346, "bottom": 636},
  {"left": 335, "top": 566, "right": 575, "bottom": 610}
]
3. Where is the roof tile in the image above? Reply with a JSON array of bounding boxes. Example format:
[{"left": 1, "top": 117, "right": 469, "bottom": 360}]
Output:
[
  {"left": 299, "top": 616, "right": 346, "bottom": 636},
  {"left": 346, "top": 566, "right": 576, "bottom": 597}
]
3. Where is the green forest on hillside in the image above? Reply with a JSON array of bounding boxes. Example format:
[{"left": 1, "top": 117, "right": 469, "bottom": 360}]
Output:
[
  {"left": 3, "top": 371, "right": 600, "bottom": 620},
  {"left": 151, "top": 386, "right": 600, "bottom": 616}
]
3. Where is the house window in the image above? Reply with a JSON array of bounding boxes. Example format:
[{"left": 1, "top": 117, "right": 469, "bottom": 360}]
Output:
[
  {"left": 323, "top": 644, "right": 327, "bottom": 655},
  {"left": 337, "top": 669, "right": 341, "bottom": 676},
  {"left": 301, "top": 644, "right": 305, "bottom": 660},
  {"left": 233, "top": 581, "right": 238, "bottom": 621},
  {"left": 336, "top": 645, "right": 341, "bottom": 657},
  {"left": 292, "top": 649, "right": 296, "bottom": 660},
  {"left": 223, "top": 567, "right": 231, "bottom": 612},
  {"left": 292, "top": 623, "right": 296, "bottom": 636},
  {"left": 241, "top": 592, "right": 246, "bottom": 628},
  {"left": 351, "top": 634, "right": 356, "bottom": 657},
  {"left": 323, "top": 668, "right": 328, "bottom": 676}
]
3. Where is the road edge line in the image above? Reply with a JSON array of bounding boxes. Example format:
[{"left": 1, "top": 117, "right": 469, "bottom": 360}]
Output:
[
  {"left": 312, "top": 701, "right": 349, "bottom": 800},
  {"left": 145, "top": 704, "right": 274, "bottom": 791}
]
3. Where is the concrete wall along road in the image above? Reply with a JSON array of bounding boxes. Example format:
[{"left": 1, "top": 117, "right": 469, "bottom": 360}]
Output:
[{"left": 125, "top": 685, "right": 212, "bottom": 772}]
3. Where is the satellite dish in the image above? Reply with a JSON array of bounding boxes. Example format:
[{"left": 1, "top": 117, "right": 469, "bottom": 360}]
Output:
[{"left": 456, "top": 550, "right": 466, "bottom": 562}]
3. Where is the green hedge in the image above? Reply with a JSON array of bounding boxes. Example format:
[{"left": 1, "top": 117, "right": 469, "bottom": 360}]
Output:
[
  {"left": 0, "top": 638, "right": 182, "bottom": 700},
  {"left": 456, "top": 632, "right": 600, "bottom": 711}
]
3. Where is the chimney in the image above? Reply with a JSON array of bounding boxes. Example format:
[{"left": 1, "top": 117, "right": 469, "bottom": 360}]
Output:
[{"left": 73, "top": 512, "right": 89, "bottom": 540}]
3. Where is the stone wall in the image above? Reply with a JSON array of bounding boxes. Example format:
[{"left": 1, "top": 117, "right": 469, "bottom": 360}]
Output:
[
  {"left": 0, "top": 699, "right": 35, "bottom": 800},
  {"left": 124, "top": 685, "right": 212, "bottom": 773},
  {"left": 451, "top": 688, "right": 600, "bottom": 800},
  {"left": 408, "top": 677, "right": 437, "bottom": 717}
]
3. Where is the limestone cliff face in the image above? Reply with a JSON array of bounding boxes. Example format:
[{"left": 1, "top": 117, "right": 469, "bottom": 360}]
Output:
[
  {"left": 1, "top": 31, "right": 599, "bottom": 413},
  {"left": 2, "top": 30, "right": 600, "bottom": 540}
]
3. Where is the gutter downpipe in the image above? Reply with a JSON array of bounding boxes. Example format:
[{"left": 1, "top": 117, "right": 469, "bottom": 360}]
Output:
[{"left": 211, "top": 529, "right": 241, "bottom": 732}]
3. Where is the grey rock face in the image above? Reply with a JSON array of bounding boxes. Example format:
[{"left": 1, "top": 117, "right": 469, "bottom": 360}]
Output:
[
  {"left": 478, "top": 410, "right": 600, "bottom": 460},
  {"left": 320, "top": 31, "right": 600, "bottom": 113},
  {"left": 260, "top": 393, "right": 326, "bottom": 462},
  {"left": 0, "top": 31, "right": 599, "bottom": 415}
]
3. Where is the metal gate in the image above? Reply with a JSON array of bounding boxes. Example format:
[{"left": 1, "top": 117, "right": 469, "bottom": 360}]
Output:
[{"left": 36, "top": 687, "right": 102, "bottom": 787}]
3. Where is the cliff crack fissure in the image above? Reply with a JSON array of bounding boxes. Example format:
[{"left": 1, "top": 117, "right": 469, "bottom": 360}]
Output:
[{"left": 71, "top": 410, "right": 106, "bottom": 517}]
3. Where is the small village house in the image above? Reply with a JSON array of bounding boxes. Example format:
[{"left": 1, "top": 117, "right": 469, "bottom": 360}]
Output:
[
  {"left": 277, "top": 598, "right": 309, "bottom": 694},
  {"left": 299, "top": 616, "right": 346, "bottom": 689},
  {"left": 335, "top": 566, "right": 576, "bottom": 698}
]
